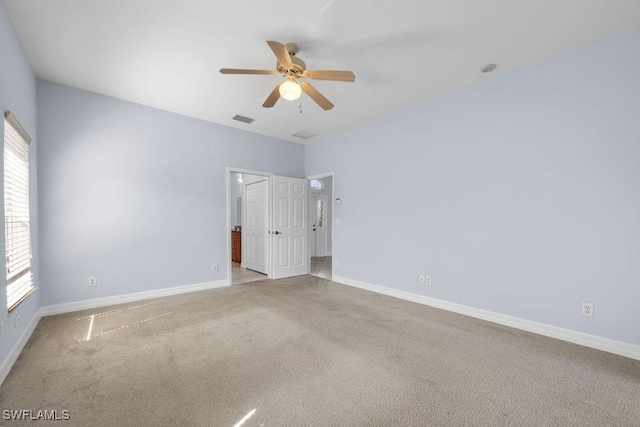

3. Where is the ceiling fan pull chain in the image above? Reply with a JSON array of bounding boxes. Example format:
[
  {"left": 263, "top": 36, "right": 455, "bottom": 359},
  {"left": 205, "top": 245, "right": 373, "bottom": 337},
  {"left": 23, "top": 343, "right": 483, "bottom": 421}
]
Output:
[{"left": 299, "top": 100, "right": 303, "bottom": 114}]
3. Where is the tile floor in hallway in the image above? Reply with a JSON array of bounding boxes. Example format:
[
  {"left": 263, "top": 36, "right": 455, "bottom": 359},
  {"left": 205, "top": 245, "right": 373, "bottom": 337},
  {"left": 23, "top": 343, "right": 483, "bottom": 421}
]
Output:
[
  {"left": 232, "top": 256, "right": 331, "bottom": 285},
  {"left": 311, "top": 256, "right": 332, "bottom": 279},
  {"left": 231, "top": 262, "right": 267, "bottom": 285}
]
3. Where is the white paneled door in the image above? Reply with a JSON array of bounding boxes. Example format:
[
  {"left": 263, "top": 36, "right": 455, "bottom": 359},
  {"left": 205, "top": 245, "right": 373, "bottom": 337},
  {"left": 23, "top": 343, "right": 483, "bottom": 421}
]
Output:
[
  {"left": 272, "top": 176, "right": 308, "bottom": 279},
  {"left": 245, "top": 179, "right": 269, "bottom": 274}
]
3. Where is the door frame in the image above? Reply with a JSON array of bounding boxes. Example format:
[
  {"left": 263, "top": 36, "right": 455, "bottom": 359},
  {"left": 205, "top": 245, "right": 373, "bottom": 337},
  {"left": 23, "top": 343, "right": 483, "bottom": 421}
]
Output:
[
  {"left": 306, "top": 172, "right": 335, "bottom": 265},
  {"left": 226, "top": 167, "right": 274, "bottom": 285}
]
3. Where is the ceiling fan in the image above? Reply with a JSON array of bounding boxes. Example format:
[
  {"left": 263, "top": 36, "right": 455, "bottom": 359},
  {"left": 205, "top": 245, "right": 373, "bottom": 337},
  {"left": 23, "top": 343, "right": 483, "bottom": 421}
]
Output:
[{"left": 220, "top": 41, "right": 355, "bottom": 111}]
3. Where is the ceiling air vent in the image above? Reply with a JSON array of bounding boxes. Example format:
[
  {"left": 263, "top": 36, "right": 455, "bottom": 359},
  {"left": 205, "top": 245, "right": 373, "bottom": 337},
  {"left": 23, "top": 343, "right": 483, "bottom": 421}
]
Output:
[
  {"left": 292, "top": 130, "right": 316, "bottom": 140},
  {"left": 232, "top": 114, "right": 254, "bottom": 124}
]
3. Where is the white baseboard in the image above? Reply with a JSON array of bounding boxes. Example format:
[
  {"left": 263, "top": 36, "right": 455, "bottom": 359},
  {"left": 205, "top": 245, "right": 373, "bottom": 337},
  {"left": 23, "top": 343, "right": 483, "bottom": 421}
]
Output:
[
  {"left": 41, "top": 279, "right": 229, "bottom": 317},
  {"left": 2, "top": 279, "right": 229, "bottom": 386},
  {"left": 333, "top": 275, "right": 640, "bottom": 361},
  {"left": 0, "top": 308, "right": 42, "bottom": 386}
]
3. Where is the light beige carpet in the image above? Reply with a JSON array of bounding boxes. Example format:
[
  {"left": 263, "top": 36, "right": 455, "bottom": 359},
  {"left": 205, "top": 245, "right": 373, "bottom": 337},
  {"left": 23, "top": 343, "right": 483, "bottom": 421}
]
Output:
[{"left": 1, "top": 275, "right": 639, "bottom": 426}]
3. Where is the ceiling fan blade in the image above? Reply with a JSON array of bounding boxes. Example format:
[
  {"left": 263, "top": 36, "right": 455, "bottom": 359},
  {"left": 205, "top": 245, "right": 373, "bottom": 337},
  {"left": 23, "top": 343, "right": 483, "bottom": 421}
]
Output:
[
  {"left": 300, "top": 82, "right": 334, "bottom": 110},
  {"left": 262, "top": 83, "right": 282, "bottom": 108},
  {"left": 267, "top": 41, "right": 293, "bottom": 69},
  {"left": 305, "top": 70, "right": 356, "bottom": 82},
  {"left": 220, "top": 68, "right": 281, "bottom": 75}
]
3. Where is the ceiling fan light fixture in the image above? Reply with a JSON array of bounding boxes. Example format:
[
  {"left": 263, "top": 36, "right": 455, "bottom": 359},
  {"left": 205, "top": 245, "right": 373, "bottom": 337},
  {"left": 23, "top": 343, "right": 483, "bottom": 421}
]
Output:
[{"left": 279, "top": 79, "right": 302, "bottom": 101}]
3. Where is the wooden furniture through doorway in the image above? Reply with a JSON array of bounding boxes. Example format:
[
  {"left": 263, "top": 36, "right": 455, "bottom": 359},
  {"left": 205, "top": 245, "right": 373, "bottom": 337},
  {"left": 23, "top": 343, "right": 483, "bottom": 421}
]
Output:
[{"left": 231, "top": 231, "right": 241, "bottom": 263}]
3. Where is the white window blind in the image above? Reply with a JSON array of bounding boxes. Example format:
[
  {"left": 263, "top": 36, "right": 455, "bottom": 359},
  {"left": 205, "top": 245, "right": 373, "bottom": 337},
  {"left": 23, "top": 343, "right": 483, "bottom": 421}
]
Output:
[{"left": 4, "top": 111, "right": 35, "bottom": 311}]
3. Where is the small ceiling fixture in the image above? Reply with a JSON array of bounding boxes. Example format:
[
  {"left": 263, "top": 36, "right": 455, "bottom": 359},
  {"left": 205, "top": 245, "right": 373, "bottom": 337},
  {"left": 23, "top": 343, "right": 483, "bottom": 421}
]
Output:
[{"left": 481, "top": 64, "right": 497, "bottom": 73}]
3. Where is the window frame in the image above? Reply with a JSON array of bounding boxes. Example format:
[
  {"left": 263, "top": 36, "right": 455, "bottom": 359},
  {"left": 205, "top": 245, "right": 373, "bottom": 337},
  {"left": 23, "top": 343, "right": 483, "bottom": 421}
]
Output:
[{"left": 4, "top": 111, "right": 36, "bottom": 312}]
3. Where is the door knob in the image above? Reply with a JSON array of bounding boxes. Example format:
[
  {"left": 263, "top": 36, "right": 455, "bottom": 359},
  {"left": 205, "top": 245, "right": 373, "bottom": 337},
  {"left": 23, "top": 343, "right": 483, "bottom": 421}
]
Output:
[{"left": 274, "top": 231, "right": 282, "bottom": 235}]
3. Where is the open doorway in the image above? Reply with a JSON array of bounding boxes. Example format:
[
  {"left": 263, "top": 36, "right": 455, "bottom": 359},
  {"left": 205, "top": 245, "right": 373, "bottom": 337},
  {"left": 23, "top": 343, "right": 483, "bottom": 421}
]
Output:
[
  {"left": 229, "top": 170, "right": 269, "bottom": 285},
  {"left": 308, "top": 173, "right": 334, "bottom": 280},
  {"left": 227, "top": 167, "right": 311, "bottom": 285}
]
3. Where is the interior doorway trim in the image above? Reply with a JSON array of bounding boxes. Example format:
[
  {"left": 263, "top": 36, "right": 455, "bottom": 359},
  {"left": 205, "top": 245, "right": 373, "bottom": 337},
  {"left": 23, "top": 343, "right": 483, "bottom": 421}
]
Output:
[
  {"left": 306, "top": 172, "right": 334, "bottom": 181},
  {"left": 226, "top": 167, "right": 273, "bottom": 286}
]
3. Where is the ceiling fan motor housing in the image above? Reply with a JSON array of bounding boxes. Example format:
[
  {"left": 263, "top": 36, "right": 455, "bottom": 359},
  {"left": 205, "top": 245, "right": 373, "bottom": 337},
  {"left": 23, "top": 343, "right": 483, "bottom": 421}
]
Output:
[
  {"left": 276, "top": 43, "right": 306, "bottom": 74},
  {"left": 277, "top": 57, "right": 306, "bottom": 73}
]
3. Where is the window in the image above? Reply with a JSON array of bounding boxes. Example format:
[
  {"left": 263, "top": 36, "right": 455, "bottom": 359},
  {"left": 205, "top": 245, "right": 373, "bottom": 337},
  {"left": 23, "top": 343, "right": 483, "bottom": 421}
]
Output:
[
  {"left": 310, "top": 179, "right": 323, "bottom": 190},
  {"left": 317, "top": 199, "right": 324, "bottom": 227},
  {"left": 4, "top": 111, "right": 35, "bottom": 311}
]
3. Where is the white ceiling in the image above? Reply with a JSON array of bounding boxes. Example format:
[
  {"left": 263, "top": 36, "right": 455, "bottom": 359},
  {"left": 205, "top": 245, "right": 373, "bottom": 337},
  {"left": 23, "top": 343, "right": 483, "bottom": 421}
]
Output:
[{"left": 5, "top": 0, "right": 640, "bottom": 144}]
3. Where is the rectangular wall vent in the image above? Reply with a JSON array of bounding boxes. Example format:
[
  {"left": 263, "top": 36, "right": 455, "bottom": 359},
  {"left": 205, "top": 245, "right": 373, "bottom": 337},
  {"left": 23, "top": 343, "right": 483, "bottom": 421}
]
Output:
[
  {"left": 232, "top": 114, "right": 254, "bottom": 124},
  {"left": 292, "top": 130, "right": 316, "bottom": 139}
]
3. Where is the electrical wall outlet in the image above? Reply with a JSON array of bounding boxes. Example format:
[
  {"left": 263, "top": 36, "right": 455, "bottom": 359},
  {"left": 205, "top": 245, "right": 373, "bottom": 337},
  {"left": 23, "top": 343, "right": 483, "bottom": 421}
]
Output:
[
  {"left": 582, "top": 303, "right": 594, "bottom": 317},
  {"left": 334, "top": 260, "right": 339, "bottom": 267},
  {"left": 212, "top": 264, "right": 218, "bottom": 273},
  {"left": 420, "top": 274, "right": 432, "bottom": 285},
  {"left": 14, "top": 315, "right": 20, "bottom": 328},
  {"left": 88, "top": 276, "right": 97, "bottom": 287}
]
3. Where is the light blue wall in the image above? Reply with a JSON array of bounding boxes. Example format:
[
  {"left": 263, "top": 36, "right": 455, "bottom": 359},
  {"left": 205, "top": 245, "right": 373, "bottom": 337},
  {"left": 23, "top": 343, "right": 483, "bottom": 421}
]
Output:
[
  {"left": 305, "top": 28, "right": 640, "bottom": 346},
  {"left": 37, "top": 81, "right": 304, "bottom": 306},
  {"left": 0, "top": 2, "right": 40, "bottom": 365}
]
